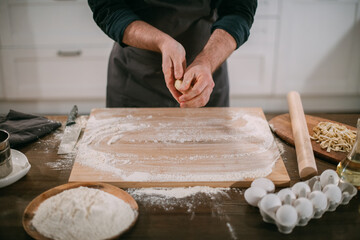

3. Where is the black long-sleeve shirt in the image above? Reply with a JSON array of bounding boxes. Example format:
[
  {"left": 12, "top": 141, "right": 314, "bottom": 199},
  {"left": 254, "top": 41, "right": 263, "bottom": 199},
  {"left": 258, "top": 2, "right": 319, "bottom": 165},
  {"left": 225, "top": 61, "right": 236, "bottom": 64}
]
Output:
[{"left": 88, "top": 0, "right": 257, "bottom": 49}]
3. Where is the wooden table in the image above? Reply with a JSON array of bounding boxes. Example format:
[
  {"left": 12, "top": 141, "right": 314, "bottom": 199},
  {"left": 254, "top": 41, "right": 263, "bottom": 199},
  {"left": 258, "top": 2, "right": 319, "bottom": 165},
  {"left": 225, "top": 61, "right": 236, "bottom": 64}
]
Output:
[{"left": 0, "top": 113, "right": 359, "bottom": 240}]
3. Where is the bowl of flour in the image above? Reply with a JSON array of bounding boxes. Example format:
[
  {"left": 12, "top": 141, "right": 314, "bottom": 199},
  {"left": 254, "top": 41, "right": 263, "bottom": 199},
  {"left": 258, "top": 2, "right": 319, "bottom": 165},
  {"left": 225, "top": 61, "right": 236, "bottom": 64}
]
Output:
[{"left": 23, "top": 182, "right": 138, "bottom": 240}]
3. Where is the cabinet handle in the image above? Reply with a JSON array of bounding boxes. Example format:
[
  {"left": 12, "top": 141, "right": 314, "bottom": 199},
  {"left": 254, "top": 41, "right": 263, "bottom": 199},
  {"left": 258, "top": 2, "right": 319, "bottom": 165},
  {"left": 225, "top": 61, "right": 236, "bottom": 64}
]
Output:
[{"left": 57, "top": 50, "right": 82, "bottom": 57}]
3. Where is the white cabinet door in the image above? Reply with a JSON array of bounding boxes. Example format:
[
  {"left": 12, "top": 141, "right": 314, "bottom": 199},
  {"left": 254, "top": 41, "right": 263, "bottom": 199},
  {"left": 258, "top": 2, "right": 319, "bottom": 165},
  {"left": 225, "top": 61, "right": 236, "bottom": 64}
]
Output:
[
  {"left": 0, "top": 63, "right": 4, "bottom": 99},
  {"left": 257, "top": 0, "right": 279, "bottom": 16},
  {"left": 228, "top": 19, "right": 277, "bottom": 95},
  {"left": 1, "top": 47, "right": 110, "bottom": 100},
  {"left": 276, "top": 0, "right": 360, "bottom": 95},
  {"left": 0, "top": 0, "right": 111, "bottom": 47}
]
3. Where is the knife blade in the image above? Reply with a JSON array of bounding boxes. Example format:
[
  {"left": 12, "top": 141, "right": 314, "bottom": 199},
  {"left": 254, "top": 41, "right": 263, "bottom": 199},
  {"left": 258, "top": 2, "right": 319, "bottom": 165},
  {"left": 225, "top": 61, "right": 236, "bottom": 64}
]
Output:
[{"left": 57, "top": 105, "right": 82, "bottom": 154}]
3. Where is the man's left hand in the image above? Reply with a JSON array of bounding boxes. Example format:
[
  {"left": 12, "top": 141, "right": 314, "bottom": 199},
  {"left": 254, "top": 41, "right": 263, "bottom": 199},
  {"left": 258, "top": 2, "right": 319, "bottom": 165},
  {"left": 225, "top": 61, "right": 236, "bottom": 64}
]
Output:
[{"left": 177, "top": 60, "right": 214, "bottom": 108}]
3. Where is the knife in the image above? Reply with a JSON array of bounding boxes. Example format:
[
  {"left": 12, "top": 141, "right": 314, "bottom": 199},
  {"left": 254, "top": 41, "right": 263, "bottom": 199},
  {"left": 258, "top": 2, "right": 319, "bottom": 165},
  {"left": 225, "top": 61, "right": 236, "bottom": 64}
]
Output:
[{"left": 57, "top": 105, "right": 82, "bottom": 154}]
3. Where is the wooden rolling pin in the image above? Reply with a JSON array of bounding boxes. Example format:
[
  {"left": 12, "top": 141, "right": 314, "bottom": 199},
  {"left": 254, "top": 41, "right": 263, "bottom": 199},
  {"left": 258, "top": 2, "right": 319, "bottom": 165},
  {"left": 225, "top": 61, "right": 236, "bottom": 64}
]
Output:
[{"left": 287, "top": 91, "right": 318, "bottom": 179}]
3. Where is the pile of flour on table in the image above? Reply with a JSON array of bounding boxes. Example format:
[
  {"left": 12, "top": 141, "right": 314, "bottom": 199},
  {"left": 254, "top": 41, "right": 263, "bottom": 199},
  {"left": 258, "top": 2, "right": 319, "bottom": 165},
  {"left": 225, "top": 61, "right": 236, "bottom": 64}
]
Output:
[{"left": 32, "top": 187, "right": 137, "bottom": 240}]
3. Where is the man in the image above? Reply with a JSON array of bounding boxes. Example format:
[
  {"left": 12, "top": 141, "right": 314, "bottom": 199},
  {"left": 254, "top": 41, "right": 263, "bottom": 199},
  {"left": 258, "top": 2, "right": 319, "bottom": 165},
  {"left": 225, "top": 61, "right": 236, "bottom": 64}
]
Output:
[{"left": 88, "top": 0, "right": 257, "bottom": 108}]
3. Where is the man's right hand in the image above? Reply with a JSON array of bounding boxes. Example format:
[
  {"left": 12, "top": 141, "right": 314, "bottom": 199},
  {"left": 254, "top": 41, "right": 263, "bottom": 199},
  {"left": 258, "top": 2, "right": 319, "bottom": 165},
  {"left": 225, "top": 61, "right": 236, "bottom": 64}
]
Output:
[
  {"left": 159, "top": 38, "right": 186, "bottom": 103},
  {"left": 123, "top": 20, "right": 186, "bottom": 103}
]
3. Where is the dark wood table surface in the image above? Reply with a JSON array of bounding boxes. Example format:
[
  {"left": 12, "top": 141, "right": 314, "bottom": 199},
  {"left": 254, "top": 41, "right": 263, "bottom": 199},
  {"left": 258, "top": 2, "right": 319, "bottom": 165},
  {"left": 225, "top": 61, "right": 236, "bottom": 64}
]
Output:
[{"left": 0, "top": 113, "right": 359, "bottom": 240}]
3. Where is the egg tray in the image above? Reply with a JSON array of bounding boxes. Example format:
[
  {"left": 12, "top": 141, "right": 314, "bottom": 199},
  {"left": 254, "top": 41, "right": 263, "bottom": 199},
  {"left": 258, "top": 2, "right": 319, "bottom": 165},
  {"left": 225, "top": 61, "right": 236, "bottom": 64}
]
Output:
[{"left": 244, "top": 170, "right": 358, "bottom": 234}]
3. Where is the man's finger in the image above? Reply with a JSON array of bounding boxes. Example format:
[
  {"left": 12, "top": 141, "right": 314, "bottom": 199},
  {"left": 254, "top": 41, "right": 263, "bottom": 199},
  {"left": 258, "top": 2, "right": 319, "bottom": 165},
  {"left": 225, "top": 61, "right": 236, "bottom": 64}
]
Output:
[
  {"left": 181, "top": 70, "right": 195, "bottom": 92},
  {"left": 180, "top": 85, "right": 212, "bottom": 108},
  {"left": 173, "top": 57, "right": 184, "bottom": 80},
  {"left": 167, "top": 81, "right": 182, "bottom": 102},
  {"left": 179, "top": 75, "right": 210, "bottom": 102},
  {"left": 162, "top": 56, "right": 173, "bottom": 81},
  {"left": 163, "top": 58, "right": 182, "bottom": 102}
]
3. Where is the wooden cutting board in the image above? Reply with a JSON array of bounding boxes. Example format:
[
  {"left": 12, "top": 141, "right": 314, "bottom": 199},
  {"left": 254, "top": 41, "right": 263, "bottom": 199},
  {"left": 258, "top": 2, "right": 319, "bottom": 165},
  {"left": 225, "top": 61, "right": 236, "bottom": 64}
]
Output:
[
  {"left": 269, "top": 113, "right": 356, "bottom": 164},
  {"left": 69, "top": 108, "right": 290, "bottom": 187}
]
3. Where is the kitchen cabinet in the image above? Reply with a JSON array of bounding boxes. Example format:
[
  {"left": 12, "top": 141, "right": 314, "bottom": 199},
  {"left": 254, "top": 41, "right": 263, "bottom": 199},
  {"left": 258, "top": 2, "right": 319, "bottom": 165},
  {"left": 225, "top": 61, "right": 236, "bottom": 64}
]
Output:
[
  {"left": 1, "top": 48, "right": 108, "bottom": 100},
  {"left": 228, "top": 0, "right": 279, "bottom": 95},
  {"left": 0, "top": 63, "right": 4, "bottom": 99},
  {"left": 0, "top": 0, "right": 109, "bottom": 47},
  {"left": 0, "top": 0, "right": 111, "bottom": 102},
  {"left": 275, "top": 0, "right": 360, "bottom": 95},
  {"left": 228, "top": 19, "right": 277, "bottom": 95}
]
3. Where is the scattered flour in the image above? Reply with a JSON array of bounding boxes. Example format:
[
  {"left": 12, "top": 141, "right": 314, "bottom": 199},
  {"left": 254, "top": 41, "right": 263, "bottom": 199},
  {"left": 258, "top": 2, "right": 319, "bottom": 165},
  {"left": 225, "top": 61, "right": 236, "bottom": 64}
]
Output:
[
  {"left": 127, "top": 186, "right": 234, "bottom": 212},
  {"left": 274, "top": 138, "right": 286, "bottom": 155},
  {"left": 45, "top": 157, "right": 74, "bottom": 171},
  {"left": 75, "top": 109, "right": 281, "bottom": 182},
  {"left": 128, "top": 186, "right": 230, "bottom": 199},
  {"left": 126, "top": 186, "right": 242, "bottom": 239},
  {"left": 226, "top": 222, "right": 238, "bottom": 240},
  {"left": 43, "top": 116, "right": 88, "bottom": 171},
  {"left": 32, "top": 187, "right": 137, "bottom": 240}
]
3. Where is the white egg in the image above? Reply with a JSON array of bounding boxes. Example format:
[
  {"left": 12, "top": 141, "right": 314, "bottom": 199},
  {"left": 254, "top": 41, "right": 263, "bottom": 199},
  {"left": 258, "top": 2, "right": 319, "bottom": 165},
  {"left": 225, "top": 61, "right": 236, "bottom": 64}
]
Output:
[
  {"left": 277, "top": 188, "right": 296, "bottom": 204},
  {"left": 251, "top": 178, "right": 275, "bottom": 193},
  {"left": 275, "top": 205, "right": 298, "bottom": 227},
  {"left": 244, "top": 187, "right": 267, "bottom": 207},
  {"left": 259, "top": 193, "right": 282, "bottom": 211},
  {"left": 291, "top": 182, "right": 311, "bottom": 197},
  {"left": 294, "top": 198, "right": 313, "bottom": 219},
  {"left": 323, "top": 184, "right": 342, "bottom": 204},
  {"left": 309, "top": 191, "right": 328, "bottom": 211},
  {"left": 320, "top": 169, "right": 340, "bottom": 188}
]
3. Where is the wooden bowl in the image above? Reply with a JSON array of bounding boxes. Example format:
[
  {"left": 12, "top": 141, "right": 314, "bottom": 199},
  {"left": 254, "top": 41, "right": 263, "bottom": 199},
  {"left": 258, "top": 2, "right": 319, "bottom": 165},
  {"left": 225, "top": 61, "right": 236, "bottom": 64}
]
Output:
[{"left": 22, "top": 182, "right": 138, "bottom": 240}]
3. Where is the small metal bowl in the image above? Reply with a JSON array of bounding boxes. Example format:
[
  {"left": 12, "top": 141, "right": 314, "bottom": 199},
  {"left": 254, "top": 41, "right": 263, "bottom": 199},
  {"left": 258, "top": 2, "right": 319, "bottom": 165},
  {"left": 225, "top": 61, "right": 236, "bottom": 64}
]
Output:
[
  {"left": 0, "top": 130, "right": 10, "bottom": 151},
  {"left": 0, "top": 130, "right": 12, "bottom": 178}
]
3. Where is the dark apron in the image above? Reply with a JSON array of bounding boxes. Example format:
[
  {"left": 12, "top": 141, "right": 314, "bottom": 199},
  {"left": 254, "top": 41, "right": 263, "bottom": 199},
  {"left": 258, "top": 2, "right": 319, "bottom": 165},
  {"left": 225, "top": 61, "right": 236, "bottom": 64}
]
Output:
[{"left": 107, "top": 0, "right": 229, "bottom": 107}]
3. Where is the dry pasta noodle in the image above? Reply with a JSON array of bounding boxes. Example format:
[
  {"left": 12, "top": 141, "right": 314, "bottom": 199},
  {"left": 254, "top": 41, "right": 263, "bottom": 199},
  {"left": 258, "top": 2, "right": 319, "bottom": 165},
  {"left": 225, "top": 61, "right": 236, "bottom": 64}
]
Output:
[{"left": 311, "top": 122, "right": 356, "bottom": 153}]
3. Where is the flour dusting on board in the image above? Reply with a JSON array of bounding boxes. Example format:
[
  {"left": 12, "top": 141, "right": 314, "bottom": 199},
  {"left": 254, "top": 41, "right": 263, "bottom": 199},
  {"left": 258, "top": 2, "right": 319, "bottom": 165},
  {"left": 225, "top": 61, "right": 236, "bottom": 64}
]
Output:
[{"left": 72, "top": 108, "right": 281, "bottom": 183}]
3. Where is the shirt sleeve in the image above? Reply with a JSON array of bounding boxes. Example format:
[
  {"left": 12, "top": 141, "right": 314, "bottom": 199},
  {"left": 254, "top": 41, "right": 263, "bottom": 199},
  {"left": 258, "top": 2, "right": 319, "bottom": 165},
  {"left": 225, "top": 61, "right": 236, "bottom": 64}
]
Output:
[
  {"left": 88, "top": 0, "right": 141, "bottom": 46},
  {"left": 212, "top": 0, "right": 257, "bottom": 49}
]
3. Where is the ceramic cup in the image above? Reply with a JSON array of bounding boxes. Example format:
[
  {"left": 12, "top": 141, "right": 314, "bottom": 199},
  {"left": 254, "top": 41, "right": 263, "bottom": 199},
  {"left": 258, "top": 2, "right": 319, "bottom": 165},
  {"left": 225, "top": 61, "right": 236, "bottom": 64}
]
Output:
[{"left": 0, "top": 130, "right": 12, "bottom": 178}]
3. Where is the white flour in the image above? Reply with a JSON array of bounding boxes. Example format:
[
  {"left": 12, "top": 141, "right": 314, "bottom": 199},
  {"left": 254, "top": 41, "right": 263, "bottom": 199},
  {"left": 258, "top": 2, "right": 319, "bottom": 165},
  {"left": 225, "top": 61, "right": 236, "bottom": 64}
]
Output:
[
  {"left": 74, "top": 109, "right": 280, "bottom": 182},
  {"left": 37, "top": 116, "right": 89, "bottom": 171},
  {"left": 126, "top": 186, "right": 242, "bottom": 239},
  {"left": 128, "top": 186, "right": 230, "bottom": 199},
  {"left": 32, "top": 187, "right": 137, "bottom": 240},
  {"left": 274, "top": 138, "right": 286, "bottom": 155},
  {"left": 127, "top": 186, "right": 234, "bottom": 212}
]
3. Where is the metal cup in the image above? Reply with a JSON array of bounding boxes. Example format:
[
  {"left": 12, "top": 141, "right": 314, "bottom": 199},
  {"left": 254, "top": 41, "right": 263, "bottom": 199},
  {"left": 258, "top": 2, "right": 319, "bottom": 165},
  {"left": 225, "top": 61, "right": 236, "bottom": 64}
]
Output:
[
  {"left": 0, "top": 130, "right": 12, "bottom": 178},
  {"left": 0, "top": 130, "right": 10, "bottom": 151}
]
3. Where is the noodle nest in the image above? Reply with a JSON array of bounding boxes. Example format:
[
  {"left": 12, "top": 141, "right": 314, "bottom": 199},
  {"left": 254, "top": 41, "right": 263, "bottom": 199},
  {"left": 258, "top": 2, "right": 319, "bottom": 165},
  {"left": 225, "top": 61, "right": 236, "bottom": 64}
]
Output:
[{"left": 311, "top": 122, "right": 356, "bottom": 153}]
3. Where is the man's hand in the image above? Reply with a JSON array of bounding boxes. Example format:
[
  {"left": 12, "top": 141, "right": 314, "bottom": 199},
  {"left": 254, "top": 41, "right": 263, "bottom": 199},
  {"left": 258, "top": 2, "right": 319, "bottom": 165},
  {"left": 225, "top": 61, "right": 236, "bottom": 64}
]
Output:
[
  {"left": 177, "top": 29, "right": 237, "bottom": 108},
  {"left": 122, "top": 21, "right": 186, "bottom": 103},
  {"left": 122, "top": 21, "right": 236, "bottom": 106},
  {"left": 159, "top": 38, "right": 186, "bottom": 103},
  {"left": 177, "top": 59, "right": 214, "bottom": 108}
]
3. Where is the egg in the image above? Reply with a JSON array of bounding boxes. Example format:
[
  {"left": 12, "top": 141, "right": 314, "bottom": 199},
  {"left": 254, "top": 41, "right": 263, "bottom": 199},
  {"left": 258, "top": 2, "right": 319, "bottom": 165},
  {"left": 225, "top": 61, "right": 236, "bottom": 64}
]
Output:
[
  {"left": 259, "top": 193, "right": 282, "bottom": 211},
  {"left": 309, "top": 191, "right": 328, "bottom": 212},
  {"left": 275, "top": 205, "right": 298, "bottom": 227},
  {"left": 244, "top": 187, "right": 267, "bottom": 207},
  {"left": 323, "top": 184, "right": 342, "bottom": 210},
  {"left": 294, "top": 198, "right": 313, "bottom": 219},
  {"left": 320, "top": 169, "right": 340, "bottom": 188},
  {"left": 277, "top": 188, "right": 296, "bottom": 205},
  {"left": 251, "top": 178, "right": 275, "bottom": 193},
  {"left": 291, "top": 182, "right": 311, "bottom": 197}
]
